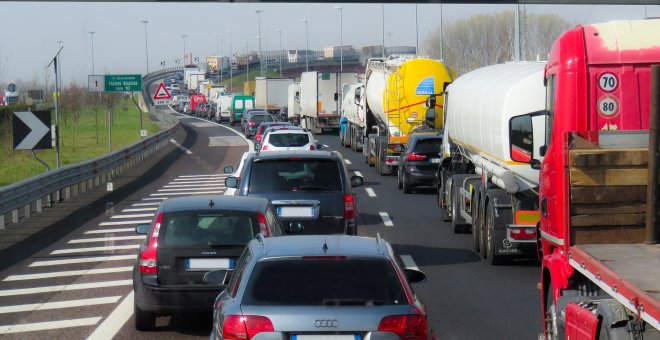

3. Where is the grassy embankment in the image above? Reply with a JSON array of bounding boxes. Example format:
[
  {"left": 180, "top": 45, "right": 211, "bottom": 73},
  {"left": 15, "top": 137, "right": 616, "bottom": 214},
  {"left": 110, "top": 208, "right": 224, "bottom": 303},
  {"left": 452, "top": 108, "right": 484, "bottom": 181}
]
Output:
[
  {"left": 0, "top": 98, "right": 161, "bottom": 186},
  {"left": 220, "top": 69, "right": 282, "bottom": 94}
]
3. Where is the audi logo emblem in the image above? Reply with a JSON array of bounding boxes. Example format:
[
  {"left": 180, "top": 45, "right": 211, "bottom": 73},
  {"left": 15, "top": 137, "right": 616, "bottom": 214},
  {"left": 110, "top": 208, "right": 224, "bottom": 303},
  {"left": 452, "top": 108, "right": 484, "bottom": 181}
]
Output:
[{"left": 314, "top": 320, "right": 339, "bottom": 327}]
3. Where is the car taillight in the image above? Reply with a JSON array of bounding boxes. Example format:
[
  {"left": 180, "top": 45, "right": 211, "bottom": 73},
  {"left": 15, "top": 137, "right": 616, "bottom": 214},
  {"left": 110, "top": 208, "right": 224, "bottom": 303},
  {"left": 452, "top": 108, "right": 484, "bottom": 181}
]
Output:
[
  {"left": 138, "top": 212, "right": 163, "bottom": 274},
  {"left": 261, "top": 145, "right": 268, "bottom": 151},
  {"left": 256, "top": 133, "right": 263, "bottom": 141},
  {"left": 344, "top": 194, "right": 355, "bottom": 219},
  {"left": 249, "top": 121, "right": 256, "bottom": 127},
  {"left": 407, "top": 152, "right": 427, "bottom": 161},
  {"left": 222, "top": 315, "right": 273, "bottom": 339},
  {"left": 257, "top": 213, "right": 269, "bottom": 237},
  {"left": 309, "top": 145, "right": 315, "bottom": 150},
  {"left": 378, "top": 312, "right": 427, "bottom": 339},
  {"left": 510, "top": 227, "right": 536, "bottom": 240}
]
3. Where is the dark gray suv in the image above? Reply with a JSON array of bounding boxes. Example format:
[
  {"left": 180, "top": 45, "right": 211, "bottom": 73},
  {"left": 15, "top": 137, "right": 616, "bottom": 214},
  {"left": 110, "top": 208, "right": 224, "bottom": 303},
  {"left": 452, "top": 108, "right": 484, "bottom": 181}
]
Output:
[
  {"left": 225, "top": 151, "right": 363, "bottom": 235},
  {"left": 205, "top": 234, "right": 430, "bottom": 340}
]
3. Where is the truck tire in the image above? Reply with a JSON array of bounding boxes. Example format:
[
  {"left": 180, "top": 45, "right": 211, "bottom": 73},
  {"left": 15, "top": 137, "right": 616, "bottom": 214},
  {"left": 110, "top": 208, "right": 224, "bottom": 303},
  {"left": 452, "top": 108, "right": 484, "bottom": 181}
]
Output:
[
  {"left": 450, "top": 182, "right": 466, "bottom": 233},
  {"left": 134, "top": 304, "right": 156, "bottom": 331},
  {"left": 485, "top": 200, "right": 507, "bottom": 265},
  {"left": 596, "top": 301, "right": 635, "bottom": 340},
  {"left": 376, "top": 139, "right": 388, "bottom": 176},
  {"left": 350, "top": 127, "right": 358, "bottom": 152},
  {"left": 544, "top": 282, "right": 562, "bottom": 340},
  {"left": 343, "top": 125, "right": 351, "bottom": 148},
  {"left": 471, "top": 189, "right": 481, "bottom": 252}
]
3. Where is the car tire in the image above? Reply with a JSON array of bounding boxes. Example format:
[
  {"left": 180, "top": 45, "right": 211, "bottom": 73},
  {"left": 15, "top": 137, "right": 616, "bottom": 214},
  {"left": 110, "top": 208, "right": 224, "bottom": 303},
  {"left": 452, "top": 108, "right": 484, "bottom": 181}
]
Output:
[
  {"left": 134, "top": 304, "right": 156, "bottom": 331},
  {"left": 402, "top": 174, "right": 413, "bottom": 194},
  {"left": 397, "top": 169, "right": 403, "bottom": 189}
]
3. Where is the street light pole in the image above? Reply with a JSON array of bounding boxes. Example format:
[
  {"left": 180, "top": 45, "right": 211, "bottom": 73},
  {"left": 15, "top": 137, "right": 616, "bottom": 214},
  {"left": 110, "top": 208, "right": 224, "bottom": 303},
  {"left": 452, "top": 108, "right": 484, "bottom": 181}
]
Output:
[
  {"left": 382, "top": 4, "right": 385, "bottom": 58},
  {"left": 276, "top": 29, "right": 282, "bottom": 77},
  {"left": 89, "top": 31, "right": 95, "bottom": 74},
  {"left": 302, "top": 19, "right": 309, "bottom": 72},
  {"left": 228, "top": 30, "right": 233, "bottom": 93},
  {"left": 256, "top": 9, "right": 263, "bottom": 77},
  {"left": 245, "top": 40, "right": 249, "bottom": 83},
  {"left": 142, "top": 20, "right": 149, "bottom": 74},
  {"left": 334, "top": 6, "right": 343, "bottom": 73},
  {"left": 182, "top": 34, "right": 188, "bottom": 66}
]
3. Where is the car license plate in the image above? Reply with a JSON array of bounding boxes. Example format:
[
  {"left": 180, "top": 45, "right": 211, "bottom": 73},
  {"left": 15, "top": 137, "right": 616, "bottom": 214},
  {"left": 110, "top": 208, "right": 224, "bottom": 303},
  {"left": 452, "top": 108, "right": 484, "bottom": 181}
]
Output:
[
  {"left": 430, "top": 158, "right": 442, "bottom": 164},
  {"left": 278, "top": 206, "right": 314, "bottom": 217},
  {"left": 185, "top": 258, "right": 234, "bottom": 270},
  {"left": 291, "top": 336, "right": 360, "bottom": 340}
]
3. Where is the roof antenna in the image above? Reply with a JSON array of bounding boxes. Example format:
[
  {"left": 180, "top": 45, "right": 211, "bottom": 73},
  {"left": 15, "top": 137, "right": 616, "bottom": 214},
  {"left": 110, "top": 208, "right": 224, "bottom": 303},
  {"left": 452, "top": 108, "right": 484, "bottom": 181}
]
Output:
[
  {"left": 322, "top": 236, "right": 328, "bottom": 253},
  {"left": 209, "top": 199, "right": 215, "bottom": 207}
]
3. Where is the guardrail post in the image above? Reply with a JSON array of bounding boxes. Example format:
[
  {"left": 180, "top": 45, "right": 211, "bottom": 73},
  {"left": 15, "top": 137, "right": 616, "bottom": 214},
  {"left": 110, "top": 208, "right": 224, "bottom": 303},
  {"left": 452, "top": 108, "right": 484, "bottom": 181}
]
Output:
[
  {"left": 12, "top": 209, "right": 18, "bottom": 224},
  {"left": 64, "top": 187, "right": 71, "bottom": 200},
  {"left": 0, "top": 214, "right": 4, "bottom": 229},
  {"left": 24, "top": 204, "right": 31, "bottom": 219},
  {"left": 37, "top": 198, "right": 43, "bottom": 213},
  {"left": 73, "top": 184, "right": 79, "bottom": 197}
]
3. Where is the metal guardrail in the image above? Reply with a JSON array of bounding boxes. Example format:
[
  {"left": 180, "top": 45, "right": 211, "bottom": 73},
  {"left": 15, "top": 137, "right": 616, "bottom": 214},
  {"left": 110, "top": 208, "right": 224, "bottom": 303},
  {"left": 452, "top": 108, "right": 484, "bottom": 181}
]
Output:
[{"left": 0, "top": 68, "right": 184, "bottom": 229}]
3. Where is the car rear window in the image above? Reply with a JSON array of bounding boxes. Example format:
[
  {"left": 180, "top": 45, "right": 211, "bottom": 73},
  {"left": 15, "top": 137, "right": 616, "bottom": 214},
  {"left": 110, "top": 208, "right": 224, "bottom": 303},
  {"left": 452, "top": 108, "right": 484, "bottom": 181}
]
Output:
[
  {"left": 250, "top": 114, "right": 273, "bottom": 124},
  {"left": 242, "top": 258, "right": 407, "bottom": 306},
  {"left": 414, "top": 138, "right": 442, "bottom": 152},
  {"left": 248, "top": 159, "right": 341, "bottom": 192},
  {"left": 267, "top": 133, "right": 310, "bottom": 147},
  {"left": 160, "top": 211, "right": 258, "bottom": 247}
]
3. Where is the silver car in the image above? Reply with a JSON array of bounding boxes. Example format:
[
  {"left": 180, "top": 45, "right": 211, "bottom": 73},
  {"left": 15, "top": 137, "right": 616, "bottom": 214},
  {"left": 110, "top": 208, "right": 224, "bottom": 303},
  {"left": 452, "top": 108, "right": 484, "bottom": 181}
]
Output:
[{"left": 205, "top": 234, "right": 430, "bottom": 339}]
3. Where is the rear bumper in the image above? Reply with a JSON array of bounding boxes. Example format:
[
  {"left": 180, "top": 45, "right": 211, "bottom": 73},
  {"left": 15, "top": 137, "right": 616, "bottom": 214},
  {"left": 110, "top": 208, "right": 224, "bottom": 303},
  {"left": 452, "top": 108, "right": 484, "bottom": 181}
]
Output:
[
  {"left": 133, "top": 269, "right": 224, "bottom": 314},
  {"left": 281, "top": 217, "right": 357, "bottom": 235},
  {"left": 406, "top": 168, "right": 439, "bottom": 187}
]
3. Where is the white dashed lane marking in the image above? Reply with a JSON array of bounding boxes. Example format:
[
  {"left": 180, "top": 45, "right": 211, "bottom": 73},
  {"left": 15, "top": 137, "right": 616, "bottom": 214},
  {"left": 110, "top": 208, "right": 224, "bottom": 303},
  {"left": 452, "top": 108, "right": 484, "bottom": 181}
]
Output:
[
  {"left": 399, "top": 255, "right": 420, "bottom": 270},
  {"left": 365, "top": 188, "right": 376, "bottom": 197},
  {"left": 68, "top": 236, "right": 145, "bottom": 244},
  {"left": 85, "top": 228, "right": 135, "bottom": 234},
  {"left": 0, "top": 296, "right": 121, "bottom": 314},
  {"left": 177, "top": 174, "right": 228, "bottom": 178},
  {"left": 163, "top": 183, "right": 226, "bottom": 188},
  {"left": 131, "top": 202, "right": 161, "bottom": 207},
  {"left": 121, "top": 207, "right": 157, "bottom": 212},
  {"left": 149, "top": 191, "right": 223, "bottom": 196},
  {"left": 157, "top": 187, "right": 224, "bottom": 192},
  {"left": 50, "top": 245, "right": 140, "bottom": 255},
  {"left": 0, "top": 280, "right": 132, "bottom": 297},
  {"left": 379, "top": 212, "right": 394, "bottom": 227},
  {"left": 354, "top": 171, "right": 363, "bottom": 177},
  {"left": 3, "top": 267, "right": 133, "bottom": 281},
  {"left": 0, "top": 317, "right": 102, "bottom": 334},
  {"left": 99, "top": 220, "right": 151, "bottom": 226},
  {"left": 169, "top": 139, "right": 192, "bottom": 154},
  {"left": 29, "top": 255, "right": 135, "bottom": 267},
  {"left": 110, "top": 214, "right": 154, "bottom": 219},
  {"left": 344, "top": 159, "right": 352, "bottom": 165}
]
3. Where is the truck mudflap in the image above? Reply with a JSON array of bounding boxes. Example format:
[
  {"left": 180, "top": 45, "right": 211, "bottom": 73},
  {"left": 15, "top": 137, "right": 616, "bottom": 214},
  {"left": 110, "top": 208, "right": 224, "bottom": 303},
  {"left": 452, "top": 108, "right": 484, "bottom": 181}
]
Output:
[{"left": 565, "top": 302, "right": 599, "bottom": 339}]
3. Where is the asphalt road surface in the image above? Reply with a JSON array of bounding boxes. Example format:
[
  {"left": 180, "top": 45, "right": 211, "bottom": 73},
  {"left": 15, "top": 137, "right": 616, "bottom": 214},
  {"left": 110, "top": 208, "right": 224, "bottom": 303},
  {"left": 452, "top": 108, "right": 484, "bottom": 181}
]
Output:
[{"left": 0, "top": 113, "right": 542, "bottom": 340}]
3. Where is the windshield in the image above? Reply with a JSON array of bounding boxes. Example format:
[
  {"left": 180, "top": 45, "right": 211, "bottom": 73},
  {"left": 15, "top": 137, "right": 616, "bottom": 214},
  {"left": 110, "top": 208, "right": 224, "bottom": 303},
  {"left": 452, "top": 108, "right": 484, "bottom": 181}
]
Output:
[
  {"left": 242, "top": 258, "right": 407, "bottom": 306},
  {"left": 267, "top": 133, "right": 310, "bottom": 147},
  {"left": 249, "top": 159, "right": 341, "bottom": 192},
  {"left": 160, "top": 211, "right": 257, "bottom": 247}
]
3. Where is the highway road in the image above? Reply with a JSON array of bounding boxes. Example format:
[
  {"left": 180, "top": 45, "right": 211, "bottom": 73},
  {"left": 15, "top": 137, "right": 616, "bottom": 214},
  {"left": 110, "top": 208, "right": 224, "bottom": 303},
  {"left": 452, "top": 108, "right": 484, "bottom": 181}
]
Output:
[{"left": 0, "top": 111, "right": 542, "bottom": 339}]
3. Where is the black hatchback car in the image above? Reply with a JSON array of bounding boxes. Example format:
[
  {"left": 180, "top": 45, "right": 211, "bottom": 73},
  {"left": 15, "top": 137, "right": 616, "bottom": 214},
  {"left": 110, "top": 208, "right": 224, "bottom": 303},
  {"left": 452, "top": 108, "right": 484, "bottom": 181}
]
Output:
[
  {"left": 225, "top": 151, "right": 363, "bottom": 235},
  {"left": 132, "top": 195, "right": 294, "bottom": 331},
  {"left": 397, "top": 132, "right": 443, "bottom": 194},
  {"left": 243, "top": 113, "right": 274, "bottom": 138}
]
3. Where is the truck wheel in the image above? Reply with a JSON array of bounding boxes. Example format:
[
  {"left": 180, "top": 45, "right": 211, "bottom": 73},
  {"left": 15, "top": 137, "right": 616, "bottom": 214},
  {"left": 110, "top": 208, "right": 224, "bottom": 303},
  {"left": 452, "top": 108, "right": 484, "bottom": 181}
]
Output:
[
  {"left": 471, "top": 192, "right": 481, "bottom": 252},
  {"left": 485, "top": 201, "right": 506, "bottom": 265},
  {"left": 350, "top": 127, "right": 358, "bottom": 152},
  {"left": 134, "top": 304, "right": 156, "bottom": 331},
  {"left": 450, "top": 182, "right": 466, "bottom": 233},
  {"left": 544, "top": 282, "right": 564, "bottom": 340}
]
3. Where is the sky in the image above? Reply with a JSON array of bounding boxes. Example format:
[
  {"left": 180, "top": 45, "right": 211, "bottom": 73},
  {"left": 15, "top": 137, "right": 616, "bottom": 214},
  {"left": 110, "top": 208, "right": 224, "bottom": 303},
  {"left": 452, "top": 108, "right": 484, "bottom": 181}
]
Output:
[{"left": 0, "top": 2, "right": 659, "bottom": 88}]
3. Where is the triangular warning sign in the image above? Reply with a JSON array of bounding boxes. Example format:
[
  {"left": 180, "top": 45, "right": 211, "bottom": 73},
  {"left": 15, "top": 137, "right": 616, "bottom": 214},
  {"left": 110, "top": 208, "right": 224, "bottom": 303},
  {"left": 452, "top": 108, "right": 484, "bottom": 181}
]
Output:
[{"left": 153, "top": 83, "right": 172, "bottom": 100}]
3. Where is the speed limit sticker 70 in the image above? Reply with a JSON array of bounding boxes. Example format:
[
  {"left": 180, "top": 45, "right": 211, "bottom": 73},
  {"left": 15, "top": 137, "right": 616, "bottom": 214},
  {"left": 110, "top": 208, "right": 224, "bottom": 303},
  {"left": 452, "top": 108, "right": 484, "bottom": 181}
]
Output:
[
  {"left": 597, "top": 96, "right": 619, "bottom": 118},
  {"left": 598, "top": 72, "right": 618, "bottom": 92}
]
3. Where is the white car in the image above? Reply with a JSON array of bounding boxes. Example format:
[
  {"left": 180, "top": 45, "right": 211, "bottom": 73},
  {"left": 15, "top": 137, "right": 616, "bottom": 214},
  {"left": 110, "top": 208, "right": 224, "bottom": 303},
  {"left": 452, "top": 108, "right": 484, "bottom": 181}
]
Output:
[
  {"left": 259, "top": 129, "right": 316, "bottom": 152},
  {"left": 171, "top": 84, "right": 180, "bottom": 91}
]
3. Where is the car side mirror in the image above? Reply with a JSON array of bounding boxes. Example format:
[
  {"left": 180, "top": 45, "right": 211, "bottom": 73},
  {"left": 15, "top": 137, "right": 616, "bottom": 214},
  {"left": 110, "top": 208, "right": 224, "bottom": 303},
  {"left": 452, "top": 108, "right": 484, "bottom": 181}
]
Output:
[
  {"left": 136, "top": 223, "right": 151, "bottom": 235},
  {"left": 350, "top": 175, "right": 363, "bottom": 188},
  {"left": 202, "top": 270, "right": 229, "bottom": 284},
  {"left": 223, "top": 166, "right": 234, "bottom": 174},
  {"left": 225, "top": 177, "right": 239, "bottom": 188},
  {"left": 286, "top": 222, "right": 304, "bottom": 234},
  {"left": 405, "top": 268, "right": 427, "bottom": 284}
]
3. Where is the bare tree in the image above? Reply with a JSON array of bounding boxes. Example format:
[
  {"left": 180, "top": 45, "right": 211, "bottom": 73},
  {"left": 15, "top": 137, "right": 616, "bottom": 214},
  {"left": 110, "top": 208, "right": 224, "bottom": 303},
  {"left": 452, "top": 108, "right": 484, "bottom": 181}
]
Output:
[
  {"left": 0, "top": 47, "right": 8, "bottom": 82},
  {"left": 423, "top": 11, "right": 571, "bottom": 76}
]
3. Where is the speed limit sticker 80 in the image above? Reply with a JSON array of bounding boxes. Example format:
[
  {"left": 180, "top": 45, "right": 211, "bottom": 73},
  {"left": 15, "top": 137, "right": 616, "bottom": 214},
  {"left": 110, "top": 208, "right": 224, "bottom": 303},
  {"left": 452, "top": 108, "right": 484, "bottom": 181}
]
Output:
[
  {"left": 598, "top": 72, "right": 619, "bottom": 92},
  {"left": 597, "top": 95, "right": 619, "bottom": 118}
]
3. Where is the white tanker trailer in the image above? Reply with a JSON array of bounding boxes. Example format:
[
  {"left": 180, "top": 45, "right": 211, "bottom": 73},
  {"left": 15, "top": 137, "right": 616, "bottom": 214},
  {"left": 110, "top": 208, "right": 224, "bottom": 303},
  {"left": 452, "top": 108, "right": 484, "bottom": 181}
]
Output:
[
  {"left": 343, "top": 57, "right": 453, "bottom": 175},
  {"left": 438, "top": 62, "right": 547, "bottom": 265}
]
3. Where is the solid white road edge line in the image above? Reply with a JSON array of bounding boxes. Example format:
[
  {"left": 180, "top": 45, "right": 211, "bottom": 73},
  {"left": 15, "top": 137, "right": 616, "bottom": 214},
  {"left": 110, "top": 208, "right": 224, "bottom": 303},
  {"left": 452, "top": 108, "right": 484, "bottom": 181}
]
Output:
[
  {"left": 379, "top": 212, "right": 394, "bottom": 227},
  {"left": 86, "top": 291, "right": 134, "bottom": 340},
  {"left": 0, "top": 317, "right": 102, "bottom": 334}
]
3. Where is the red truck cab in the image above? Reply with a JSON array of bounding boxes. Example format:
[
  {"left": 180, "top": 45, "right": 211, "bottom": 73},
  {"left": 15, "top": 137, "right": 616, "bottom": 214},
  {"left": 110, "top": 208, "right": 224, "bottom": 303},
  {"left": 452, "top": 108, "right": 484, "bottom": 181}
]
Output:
[{"left": 511, "top": 19, "right": 660, "bottom": 339}]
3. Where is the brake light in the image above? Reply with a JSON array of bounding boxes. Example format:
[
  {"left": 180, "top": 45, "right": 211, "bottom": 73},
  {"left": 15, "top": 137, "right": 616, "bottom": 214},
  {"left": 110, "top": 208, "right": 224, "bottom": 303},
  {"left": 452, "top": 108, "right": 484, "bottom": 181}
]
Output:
[
  {"left": 309, "top": 145, "right": 315, "bottom": 150},
  {"left": 510, "top": 227, "right": 536, "bottom": 240},
  {"left": 255, "top": 132, "right": 263, "bottom": 141},
  {"left": 257, "top": 213, "right": 269, "bottom": 237},
  {"left": 261, "top": 145, "right": 268, "bottom": 151},
  {"left": 249, "top": 121, "right": 256, "bottom": 127},
  {"left": 344, "top": 194, "right": 355, "bottom": 219},
  {"left": 378, "top": 312, "right": 427, "bottom": 339},
  {"left": 139, "top": 212, "right": 163, "bottom": 274},
  {"left": 222, "top": 315, "right": 273, "bottom": 339},
  {"left": 407, "top": 152, "right": 427, "bottom": 161}
]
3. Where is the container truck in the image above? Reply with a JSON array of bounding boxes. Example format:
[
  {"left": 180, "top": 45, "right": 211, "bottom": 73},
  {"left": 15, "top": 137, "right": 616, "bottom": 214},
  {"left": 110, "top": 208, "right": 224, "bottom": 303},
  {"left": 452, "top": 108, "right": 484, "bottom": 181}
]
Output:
[
  {"left": 255, "top": 77, "right": 294, "bottom": 116},
  {"left": 287, "top": 82, "right": 301, "bottom": 125},
  {"left": 348, "top": 57, "right": 452, "bottom": 175},
  {"left": 436, "top": 62, "right": 547, "bottom": 265},
  {"left": 186, "top": 71, "right": 205, "bottom": 93},
  {"left": 299, "top": 71, "right": 358, "bottom": 134},
  {"left": 206, "top": 56, "right": 230, "bottom": 75},
  {"left": 340, "top": 83, "right": 365, "bottom": 152},
  {"left": 511, "top": 20, "right": 660, "bottom": 339}
]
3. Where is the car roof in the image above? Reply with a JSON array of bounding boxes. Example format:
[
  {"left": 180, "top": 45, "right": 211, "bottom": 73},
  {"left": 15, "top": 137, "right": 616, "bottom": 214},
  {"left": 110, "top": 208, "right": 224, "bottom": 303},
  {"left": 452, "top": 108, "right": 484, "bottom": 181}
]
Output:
[
  {"left": 267, "top": 129, "right": 309, "bottom": 135},
  {"left": 160, "top": 195, "right": 268, "bottom": 213},
  {"left": 252, "top": 235, "right": 392, "bottom": 259},
  {"left": 251, "top": 150, "right": 338, "bottom": 160}
]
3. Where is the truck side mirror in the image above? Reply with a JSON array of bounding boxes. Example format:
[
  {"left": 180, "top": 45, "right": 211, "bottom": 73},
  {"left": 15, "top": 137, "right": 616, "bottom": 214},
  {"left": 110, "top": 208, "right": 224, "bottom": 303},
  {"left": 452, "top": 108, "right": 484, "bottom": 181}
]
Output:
[
  {"left": 426, "top": 95, "right": 436, "bottom": 108},
  {"left": 354, "top": 87, "right": 362, "bottom": 103}
]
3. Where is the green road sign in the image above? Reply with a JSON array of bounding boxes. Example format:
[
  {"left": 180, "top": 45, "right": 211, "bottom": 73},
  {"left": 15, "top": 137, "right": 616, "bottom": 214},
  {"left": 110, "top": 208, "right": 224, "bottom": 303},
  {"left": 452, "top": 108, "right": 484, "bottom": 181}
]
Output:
[{"left": 104, "top": 74, "right": 142, "bottom": 92}]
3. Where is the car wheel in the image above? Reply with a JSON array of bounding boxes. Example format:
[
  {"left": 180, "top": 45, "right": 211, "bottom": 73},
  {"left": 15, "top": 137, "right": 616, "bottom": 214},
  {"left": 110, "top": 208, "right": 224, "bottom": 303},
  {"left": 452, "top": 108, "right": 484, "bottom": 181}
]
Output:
[
  {"left": 397, "top": 169, "right": 403, "bottom": 189},
  {"left": 134, "top": 304, "right": 156, "bottom": 331},
  {"left": 402, "top": 174, "right": 413, "bottom": 194}
]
